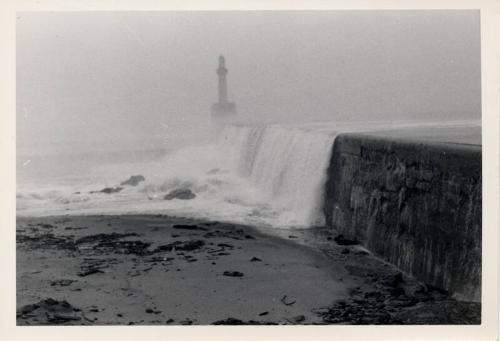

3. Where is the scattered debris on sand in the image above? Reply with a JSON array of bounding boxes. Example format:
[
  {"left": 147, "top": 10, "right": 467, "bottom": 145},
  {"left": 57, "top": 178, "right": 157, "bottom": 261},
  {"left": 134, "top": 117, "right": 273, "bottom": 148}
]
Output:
[
  {"left": 312, "top": 270, "right": 481, "bottom": 325},
  {"left": 64, "top": 226, "right": 88, "bottom": 230},
  {"left": 204, "top": 228, "right": 255, "bottom": 240},
  {"left": 179, "top": 318, "right": 197, "bottom": 325},
  {"left": 212, "top": 317, "right": 245, "bottom": 325},
  {"left": 223, "top": 271, "right": 244, "bottom": 277},
  {"left": 212, "top": 318, "right": 278, "bottom": 325},
  {"left": 17, "top": 298, "right": 89, "bottom": 325},
  {"left": 16, "top": 215, "right": 481, "bottom": 325},
  {"left": 96, "top": 240, "right": 152, "bottom": 256},
  {"left": 145, "top": 308, "right": 162, "bottom": 314},
  {"left": 313, "top": 290, "right": 481, "bottom": 325},
  {"left": 173, "top": 224, "right": 208, "bottom": 231},
  {"left": 154, "top": 240, "right": 205, "bottom": 252},
  {"left": 17, "top": 233, "right": 77, "bottom": 251},
  {"left": 50, "top": 279, "right": 76, "bottom": 287},
  {"left": 78, "top": 258, "right": 109, "bottom": 277},
  {"left": 287, "top": 315, "right": 306, "bottom": 323},
  {"left": 75, "top": 232, "right": 139, "bottom": 245}
]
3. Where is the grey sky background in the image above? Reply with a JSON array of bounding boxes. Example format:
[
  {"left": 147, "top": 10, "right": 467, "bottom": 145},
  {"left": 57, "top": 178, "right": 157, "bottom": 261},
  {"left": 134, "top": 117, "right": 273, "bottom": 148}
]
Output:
[{"left": 17, "top": 10, "right": 480, "bottom": 152}]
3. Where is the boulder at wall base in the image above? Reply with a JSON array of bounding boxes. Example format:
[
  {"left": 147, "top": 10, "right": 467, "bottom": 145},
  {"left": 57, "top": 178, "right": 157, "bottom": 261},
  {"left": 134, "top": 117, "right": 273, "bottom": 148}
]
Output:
[
  {"left": 120, "top": 175, "right": 146, "bottom": 186},
  {"left": 163, "top": 188, "right": 196, "bottom": 200}
]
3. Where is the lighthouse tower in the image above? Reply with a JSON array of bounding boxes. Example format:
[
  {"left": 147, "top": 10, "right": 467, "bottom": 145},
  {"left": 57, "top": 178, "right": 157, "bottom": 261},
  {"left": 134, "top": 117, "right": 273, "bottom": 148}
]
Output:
[{"left": 211, "top": 55, "right": 236, "bottom": 121}]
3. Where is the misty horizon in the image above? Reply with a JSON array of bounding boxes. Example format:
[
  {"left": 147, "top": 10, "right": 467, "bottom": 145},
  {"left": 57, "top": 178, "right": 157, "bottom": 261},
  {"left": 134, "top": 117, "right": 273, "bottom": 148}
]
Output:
[{"left": 17, "top": 10, "right": 481, "bottom": 153}]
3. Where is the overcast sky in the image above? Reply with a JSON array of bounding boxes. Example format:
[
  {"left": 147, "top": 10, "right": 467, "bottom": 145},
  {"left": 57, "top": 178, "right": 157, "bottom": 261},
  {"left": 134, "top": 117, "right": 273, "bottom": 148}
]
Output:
[{"left": 17, "top": 10, "right": 481, "bottom": 150}]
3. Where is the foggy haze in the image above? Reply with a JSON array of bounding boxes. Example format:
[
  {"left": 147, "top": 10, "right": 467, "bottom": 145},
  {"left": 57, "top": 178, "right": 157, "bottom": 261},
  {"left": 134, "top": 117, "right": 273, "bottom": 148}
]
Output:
[{"left": 17, "top": 10, "right": 481, "bottom": 153}]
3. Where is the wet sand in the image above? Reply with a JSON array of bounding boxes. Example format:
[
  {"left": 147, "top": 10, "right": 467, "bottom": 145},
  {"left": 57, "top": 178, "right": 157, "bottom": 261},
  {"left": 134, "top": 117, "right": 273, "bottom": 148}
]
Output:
[{"left": 16, "top": 215, "right": 480, "bottom": 325}]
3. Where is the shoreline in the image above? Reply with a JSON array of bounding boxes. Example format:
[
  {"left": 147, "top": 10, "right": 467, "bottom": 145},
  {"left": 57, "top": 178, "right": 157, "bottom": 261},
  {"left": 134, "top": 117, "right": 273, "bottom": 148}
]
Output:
[{"left": 16, "top": 214, "right": 480, "bottom": 325}]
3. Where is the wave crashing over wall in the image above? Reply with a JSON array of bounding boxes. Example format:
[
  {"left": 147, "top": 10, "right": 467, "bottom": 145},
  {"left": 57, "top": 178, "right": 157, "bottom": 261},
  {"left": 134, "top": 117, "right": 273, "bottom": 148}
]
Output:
[
  {"left": 17, "top": 124, "right": 336, "bottom": 229},
  {"left": 219, "top": 125, "right": 336, "bottom": 227}
]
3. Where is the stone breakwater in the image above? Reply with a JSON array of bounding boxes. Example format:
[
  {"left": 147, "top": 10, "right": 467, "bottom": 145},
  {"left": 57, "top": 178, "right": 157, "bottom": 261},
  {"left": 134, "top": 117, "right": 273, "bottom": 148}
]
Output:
[{"left": 324, "top": 133, "right": 481, "bottom": 302}]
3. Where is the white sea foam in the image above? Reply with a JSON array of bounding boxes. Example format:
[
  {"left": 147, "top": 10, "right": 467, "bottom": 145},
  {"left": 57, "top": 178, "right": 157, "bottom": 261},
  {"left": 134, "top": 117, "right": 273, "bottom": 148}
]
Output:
[{"left": 16, "top": 119, "right": 481, "bottom": 228}]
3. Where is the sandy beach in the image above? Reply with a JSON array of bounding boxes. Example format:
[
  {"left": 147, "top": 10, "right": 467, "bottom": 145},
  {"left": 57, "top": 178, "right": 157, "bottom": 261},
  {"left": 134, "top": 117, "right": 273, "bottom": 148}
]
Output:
[{"left": 16, "top": 214, "right": 480, "bottom": 325}]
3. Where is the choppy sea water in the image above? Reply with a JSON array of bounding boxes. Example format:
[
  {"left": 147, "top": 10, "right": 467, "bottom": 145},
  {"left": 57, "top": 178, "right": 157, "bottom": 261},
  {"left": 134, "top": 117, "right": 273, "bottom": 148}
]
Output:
[{"left": 17, "top": 120, "right": 480, "bottom": 229}]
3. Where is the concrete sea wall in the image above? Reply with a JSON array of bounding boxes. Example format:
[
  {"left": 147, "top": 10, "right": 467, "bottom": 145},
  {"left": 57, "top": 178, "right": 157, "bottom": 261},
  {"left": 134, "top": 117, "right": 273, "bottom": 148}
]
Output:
[{"left": 324, "top": 134, "right": 482, "bottom": 302}]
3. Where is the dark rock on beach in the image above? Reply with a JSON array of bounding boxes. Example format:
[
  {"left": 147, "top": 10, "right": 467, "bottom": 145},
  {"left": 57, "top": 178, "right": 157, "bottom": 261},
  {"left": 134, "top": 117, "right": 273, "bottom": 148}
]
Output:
[
  {"left": 163, "top": 188, "right": 196, "bottom": 200},
  {"left": 120, "top": 175, "right": 146, "bottom": 186},
  {"left": 95, "top": 187, "right": 123, "bottom": 194},
  {"left": 333, "top": 234, "right": 359, "bottom": 246}
]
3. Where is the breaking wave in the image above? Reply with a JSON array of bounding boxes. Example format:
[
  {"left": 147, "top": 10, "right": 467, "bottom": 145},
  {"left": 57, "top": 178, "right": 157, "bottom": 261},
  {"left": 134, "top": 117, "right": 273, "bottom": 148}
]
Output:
[
  {"left": 17, "top": 119, "right": 480, "bottom": 228},
  {"left": 17, "top": 124, "right": 336, "bottom": 228}
]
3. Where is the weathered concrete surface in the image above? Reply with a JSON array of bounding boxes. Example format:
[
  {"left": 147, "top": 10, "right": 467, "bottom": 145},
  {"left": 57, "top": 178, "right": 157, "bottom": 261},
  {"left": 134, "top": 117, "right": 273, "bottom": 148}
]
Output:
[{"left": 324, "top": 133, "right": 481, "bottom": 302}]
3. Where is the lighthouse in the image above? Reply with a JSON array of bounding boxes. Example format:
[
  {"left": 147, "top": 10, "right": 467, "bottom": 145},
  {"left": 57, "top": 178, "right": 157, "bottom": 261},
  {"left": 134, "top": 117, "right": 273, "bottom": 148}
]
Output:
[
  {"left": 217, "top": 55, "right": 228, "bottom": 104},
  {"left": 211, "top": 55, "right": 236, "bottom": 121}
]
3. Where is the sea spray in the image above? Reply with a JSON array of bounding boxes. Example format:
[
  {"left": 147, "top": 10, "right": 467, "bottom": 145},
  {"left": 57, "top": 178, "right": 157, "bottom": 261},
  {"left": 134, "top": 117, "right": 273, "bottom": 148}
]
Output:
[
  {"left": 17, "top": 124, "right": 337, "bottom": 228},
  {"left": 17, "top": 120, "right": 480, "bottom": 226},
  {"left": 218, "top": 125, "right": 336, "bottom": 227}
]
